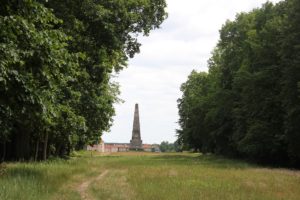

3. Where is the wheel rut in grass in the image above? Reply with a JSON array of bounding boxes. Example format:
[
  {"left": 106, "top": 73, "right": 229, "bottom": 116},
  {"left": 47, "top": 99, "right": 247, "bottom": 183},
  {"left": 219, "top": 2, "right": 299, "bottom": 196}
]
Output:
[{"left": 78, "top": 169, "right": 109, "bottom": 200}]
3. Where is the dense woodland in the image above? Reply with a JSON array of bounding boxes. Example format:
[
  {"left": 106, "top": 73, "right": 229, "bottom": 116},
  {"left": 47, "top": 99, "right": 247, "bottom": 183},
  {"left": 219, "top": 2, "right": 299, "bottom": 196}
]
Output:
[
  {"left": 0, "top": 0, "right": 167, "bottom": 161},
  {"left": 1, "top": 0, "right": 299, "bottom": 168},
  {"left": 177, "top": 0, "right": 300, "bottom": 167}
]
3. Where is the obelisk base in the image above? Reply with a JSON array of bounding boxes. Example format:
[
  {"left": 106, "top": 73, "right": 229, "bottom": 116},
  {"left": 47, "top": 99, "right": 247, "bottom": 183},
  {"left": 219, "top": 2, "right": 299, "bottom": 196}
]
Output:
[{"left": 129, "top": 139, "right": 143, "bottom": 151}]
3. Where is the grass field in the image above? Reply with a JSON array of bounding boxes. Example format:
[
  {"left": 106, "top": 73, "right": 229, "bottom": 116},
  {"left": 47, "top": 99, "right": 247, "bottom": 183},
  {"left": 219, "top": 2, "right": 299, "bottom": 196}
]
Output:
[{"left": 0, "top": 152, "right": 300, "bottom": 200}]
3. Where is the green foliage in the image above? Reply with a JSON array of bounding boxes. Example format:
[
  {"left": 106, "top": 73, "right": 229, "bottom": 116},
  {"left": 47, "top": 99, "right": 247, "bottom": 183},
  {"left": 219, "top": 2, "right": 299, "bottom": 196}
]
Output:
[
  {"left": 177, "top": 71, "right": 211, "bottom": 152},
  {"left": 0, "top": 0, "right": 167, "bottom": 161},
  {"left": 279, "top": 0, "right": 300, "bottom": 166},
  {"left": 159, "top": 141, "right": 181, "bottom": 152},
  {"left": 177, "top": 0, "right": 300, "bottom": 167}
]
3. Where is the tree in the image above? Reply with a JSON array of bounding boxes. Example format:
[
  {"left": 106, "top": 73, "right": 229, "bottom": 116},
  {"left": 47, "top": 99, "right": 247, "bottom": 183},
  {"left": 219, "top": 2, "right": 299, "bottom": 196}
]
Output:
[
  {"left": 280, "top": 0, "right": 300, "bottom": 166},
  {"left": 177, "top": 71, "right": 213, "bottom": 153},
  {"left": 0, "top": 0, "right": 81, "bottom": 160},
  {"left": 0, "top": 0, "right": 167, "bottom": 161},
  {"left": 177, "top": 0, "right": 300, "bottom": 167},
  {"left": 159, "top": 141, "right": 181, "bottom": 152}
]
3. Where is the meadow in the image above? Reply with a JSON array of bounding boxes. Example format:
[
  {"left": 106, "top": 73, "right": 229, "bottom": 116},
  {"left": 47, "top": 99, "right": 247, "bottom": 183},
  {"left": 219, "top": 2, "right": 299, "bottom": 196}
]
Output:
[{"left": 0, "top": 152, "right": 300, "bottom": 200}]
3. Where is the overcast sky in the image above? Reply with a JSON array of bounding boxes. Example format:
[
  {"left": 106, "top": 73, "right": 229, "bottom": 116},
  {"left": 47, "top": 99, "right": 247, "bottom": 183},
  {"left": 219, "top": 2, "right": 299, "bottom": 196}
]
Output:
[{"left": 102, "top": 0, "right": 282, "bottom": 144}]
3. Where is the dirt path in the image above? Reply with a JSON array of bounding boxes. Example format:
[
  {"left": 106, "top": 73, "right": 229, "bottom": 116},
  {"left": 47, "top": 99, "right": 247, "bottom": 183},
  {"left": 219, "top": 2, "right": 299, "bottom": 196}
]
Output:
[{"left": 77, "top": 170, "right": 109, "bottom": 200}]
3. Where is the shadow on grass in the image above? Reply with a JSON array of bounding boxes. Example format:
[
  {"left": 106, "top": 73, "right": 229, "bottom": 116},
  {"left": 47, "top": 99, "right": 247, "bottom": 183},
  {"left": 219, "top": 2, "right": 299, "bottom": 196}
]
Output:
[{"left": 150, "top": 154, "right": 255, "bottom": 169}]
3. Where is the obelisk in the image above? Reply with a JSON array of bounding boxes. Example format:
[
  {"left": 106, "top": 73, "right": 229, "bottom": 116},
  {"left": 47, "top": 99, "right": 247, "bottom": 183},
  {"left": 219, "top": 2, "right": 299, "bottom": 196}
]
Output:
[{"left": 130, "top": 103, "right": 143, "bottom": 150}]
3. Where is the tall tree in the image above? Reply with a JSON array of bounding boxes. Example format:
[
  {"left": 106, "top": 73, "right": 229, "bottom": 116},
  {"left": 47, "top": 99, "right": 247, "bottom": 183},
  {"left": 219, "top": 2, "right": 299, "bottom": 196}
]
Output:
[
  {"left": 280, "top": 0, "right": 300, "bottom": 166},
  {"left": 177, "top": 0, "right": 300, "bottom": 167},
  {"left": 0, "top": 0, "right": 167, "bottom": 161}
]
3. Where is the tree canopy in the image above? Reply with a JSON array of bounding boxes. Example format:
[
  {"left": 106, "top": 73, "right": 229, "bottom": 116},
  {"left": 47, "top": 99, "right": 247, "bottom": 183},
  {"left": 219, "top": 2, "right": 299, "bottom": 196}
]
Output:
[
  {"left": 0, "top": 0, "right": 167, "bottom": 161},
  {"left": 177, "top": 0, "right": 300, "bottom": 167}
]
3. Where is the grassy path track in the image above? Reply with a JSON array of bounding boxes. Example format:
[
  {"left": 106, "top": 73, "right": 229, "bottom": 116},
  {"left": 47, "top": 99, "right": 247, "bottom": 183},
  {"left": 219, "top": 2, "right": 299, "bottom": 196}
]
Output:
[
  {"left": 0, "top": 152, "right": 300, "bottom": 200},
  {"left": 77, "top": 170, "right": 109, "bottom": 200}
]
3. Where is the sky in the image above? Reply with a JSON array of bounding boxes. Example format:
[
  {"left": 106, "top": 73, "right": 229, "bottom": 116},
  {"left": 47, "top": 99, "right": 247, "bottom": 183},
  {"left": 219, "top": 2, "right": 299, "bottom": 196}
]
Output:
[{"left": 102, "top": 0, "right": 282, "bottom": 144}]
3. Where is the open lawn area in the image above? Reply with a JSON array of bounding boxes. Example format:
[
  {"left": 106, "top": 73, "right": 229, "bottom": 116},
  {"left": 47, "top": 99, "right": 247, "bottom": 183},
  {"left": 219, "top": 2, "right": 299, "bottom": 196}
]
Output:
[{"left": 0, "top": 152, "right": 300, "bottom": 200}]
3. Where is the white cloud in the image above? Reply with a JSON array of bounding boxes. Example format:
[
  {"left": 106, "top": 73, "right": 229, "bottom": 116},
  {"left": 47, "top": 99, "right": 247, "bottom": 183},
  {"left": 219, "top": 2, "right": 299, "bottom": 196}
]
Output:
[{"left": 102, "top": 0, "right": 283, "bottom": 144}]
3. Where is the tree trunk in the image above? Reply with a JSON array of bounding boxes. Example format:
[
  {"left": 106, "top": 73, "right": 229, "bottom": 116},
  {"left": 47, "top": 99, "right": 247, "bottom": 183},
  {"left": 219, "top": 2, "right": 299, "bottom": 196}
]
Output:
[
  {"left": 13, "top": 127, "right": 31, "bottom": 161},
  {"left": 1, "top": 142, "right": 6, "bottom": 162},
  {"left": 35, "top": 140, "right": 39, "bottom": 161},
  {"left": 43, "top": 132, "right": 48, "bottom": 161}
]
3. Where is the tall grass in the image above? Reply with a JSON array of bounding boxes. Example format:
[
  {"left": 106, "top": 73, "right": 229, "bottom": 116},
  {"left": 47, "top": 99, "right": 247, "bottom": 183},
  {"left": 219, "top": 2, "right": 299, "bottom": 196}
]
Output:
[
  {"left": 89, "top": 153, "right": 300, "bottom": 200},
  {"left": 0, "top": 152, "right": 105, "bottom": 200},
  {"left": 0, "top": 152, "right": 300, "bottom": 200}
]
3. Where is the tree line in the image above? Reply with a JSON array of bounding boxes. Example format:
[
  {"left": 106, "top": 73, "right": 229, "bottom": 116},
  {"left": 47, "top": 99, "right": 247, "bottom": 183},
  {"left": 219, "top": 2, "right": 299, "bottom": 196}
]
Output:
[
  {"left": 159, "top": 141, "right": 181, "bottom": 152},
  {"left": 177, "top": 0, "right": 300, "bottom": 167},
  {"left": 0, "top": 0, "right": 167, "bottom": 161}
]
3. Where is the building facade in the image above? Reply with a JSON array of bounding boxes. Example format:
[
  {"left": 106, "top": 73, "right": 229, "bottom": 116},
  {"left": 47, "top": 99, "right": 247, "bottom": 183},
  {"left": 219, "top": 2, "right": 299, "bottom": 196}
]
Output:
[{"left": 87, "top": 140, "right": 159, "bottom": 153}]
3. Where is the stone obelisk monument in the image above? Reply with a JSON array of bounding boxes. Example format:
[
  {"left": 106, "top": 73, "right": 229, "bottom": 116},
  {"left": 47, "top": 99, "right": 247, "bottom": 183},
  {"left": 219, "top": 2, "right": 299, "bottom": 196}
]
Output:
[{"left": 130, "top": 103, "right": 143, "bottom": 150}]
